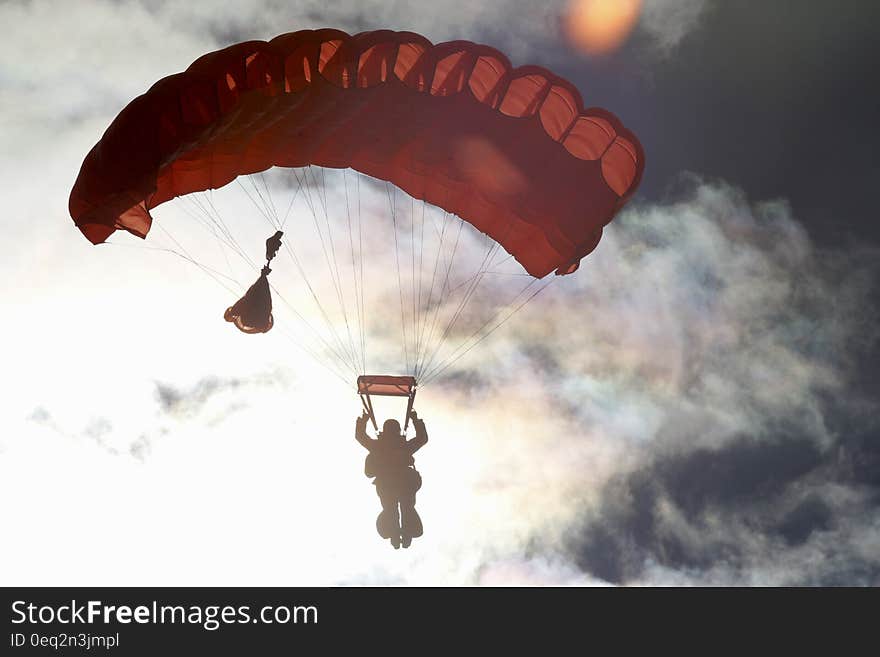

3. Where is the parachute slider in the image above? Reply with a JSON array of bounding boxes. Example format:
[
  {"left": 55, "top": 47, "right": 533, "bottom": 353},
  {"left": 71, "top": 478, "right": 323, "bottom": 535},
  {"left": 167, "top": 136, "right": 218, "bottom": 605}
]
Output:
[
  {"left": 357, "top": 375, "right": 417, "bottom": 432},
  {"left": 357, "top": 375, "right": 416, "bottom": 397}
]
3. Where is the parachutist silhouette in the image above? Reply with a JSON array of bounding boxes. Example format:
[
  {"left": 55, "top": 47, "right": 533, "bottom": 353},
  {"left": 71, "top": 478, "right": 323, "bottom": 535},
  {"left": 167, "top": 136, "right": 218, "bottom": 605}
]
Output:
[{"left": 355, "top": 408, "right": 427, "bottom": 549}]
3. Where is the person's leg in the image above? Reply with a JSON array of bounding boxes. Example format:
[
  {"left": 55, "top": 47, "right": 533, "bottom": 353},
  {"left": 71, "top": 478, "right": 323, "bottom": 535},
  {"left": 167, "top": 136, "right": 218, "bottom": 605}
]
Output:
[
  {"left": 375, "top": 484, "right": 402, "bottom": 546},
  {"left": 400, "top": 470, "right": 423, "bottom": 547},
  {"left": 400, "top": 494, "right": 422, "bottom": 539}
]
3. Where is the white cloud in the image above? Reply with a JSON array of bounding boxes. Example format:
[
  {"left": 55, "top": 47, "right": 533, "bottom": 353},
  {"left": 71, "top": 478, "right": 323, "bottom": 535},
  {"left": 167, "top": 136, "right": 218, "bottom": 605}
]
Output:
[{"left": 640, "top": 0, "right": 712, "bottom": 52}]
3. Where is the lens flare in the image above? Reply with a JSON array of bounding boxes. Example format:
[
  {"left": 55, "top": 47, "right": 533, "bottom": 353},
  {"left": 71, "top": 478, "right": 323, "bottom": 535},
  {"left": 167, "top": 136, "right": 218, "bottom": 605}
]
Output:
[{"left": 564, "top": 0, "right": 642, "bottom": 55}]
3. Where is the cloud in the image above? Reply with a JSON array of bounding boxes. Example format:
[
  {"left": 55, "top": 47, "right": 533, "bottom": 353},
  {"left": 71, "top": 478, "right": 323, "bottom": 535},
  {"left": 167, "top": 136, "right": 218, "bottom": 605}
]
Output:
[
  {"left": 639, "top": 0, "right": 712, "bottom": 52},
  {"left": 567, "top": 429, "right": 880, "bottom": 585},
  {"left": 7, "top": 171, "right": 877, "bottom": 584},
  {"left": 429, "top": 176, "right": 878, "bottom": 585},
  {"left": 155, "top": 376, "right": 244, "bottom": 417}
]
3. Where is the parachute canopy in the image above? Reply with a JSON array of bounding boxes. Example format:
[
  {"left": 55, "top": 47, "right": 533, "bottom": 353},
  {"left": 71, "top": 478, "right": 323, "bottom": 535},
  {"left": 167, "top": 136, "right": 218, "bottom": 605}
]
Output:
[{"left": 69, "top": 28, "right": 644, "bottom": 278}]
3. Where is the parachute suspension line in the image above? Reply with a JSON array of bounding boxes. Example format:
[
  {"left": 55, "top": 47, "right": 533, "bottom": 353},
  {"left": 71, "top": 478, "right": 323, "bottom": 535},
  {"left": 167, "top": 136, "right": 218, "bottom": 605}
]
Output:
[
  {"left": 278, "top": 168, "right": 306, "bottom": 230},
  {"left": 413, "top": 202, "right": 450, "bottom": 377},
  {"left": 301, "top": 166, "right": 362, "bottom": 374},
  {"left": 257, "top": 187, "right": 360, "bottom": 375},
  {"left": 283, "top": 170, "right": 356, "bottom": 367},
  {"left": 234, "top": 171, "right": 361, "bottom": 377},
  {"left": 153, "top": 166, "right": 549, "bottom": 387},
  {"left": 251, "top": 174, "right": 277, "bottom": 226},
  {"left": 357, "top": 173, "right": 367, "bottom": 373},
  {"left": 411, "top": 197, "right": 423, "bottom": 372},
  {"left": 258, "top": 173, "right": 281, "bottom": 227},
  {"left": 315, "top": 167, "right": 362, "bottom": 374},
  {"left": 413, "top": 211, "right": 457, "bottom": 379},
  {"left": 273, "top": 321, "right": 351, "bottom": 386},
  {"left": 257, "top": 197, "right": 358, "bottom": 386},
  {"left": 410, "top": 193, "right": 417, "bottom": 370},
  {"left": 196, "top": 180, "right": 358, "bottom": 379},
  {"left": 239, "top": 176, "right": 280, "bottom": 233},
  {"left": 248, "top": 174, "right": 358, "bottom": 372},
  {"left": 413, "top": 199, "right": 429, "bottom": 372},
  {"left": 201, "top": 192, "right": 243, "bottom": 282},
  {"left": 268, "top": 284, "right": 356, "bottom": 385},
  {"left": 268, "top": 261, "right": 362, "bottom": 377},
  {"left": 150, "top": 221, "right": 242, "bottom": 297},
  {"left": 417, "top": 220, "right": 520, "bottom": 381},
  {"left": 182, "top": 194, "right": 256, "bottom": 274},
  {"left": 417, "top": 231, "right": 505, "bottom": 378},
  {"left": 416, "top": 186, "right": 459, "bottom": 366},
  {"left": 421, "top": 197, "right": 450, "bottom": 244},
  {"left": 158, "top": 190, "right": 262, "bottom": 297},
  {"left": 293, "top": 167, "right": 362, "bottom": 374},
  {"left": 246, "top": 226, "right": 352, "bottom": 385},
  {"left": 438, "top": 274, "right": 541, "bottom": 375},
  {"left": 415, "top": 195, "right": 426, "bottom": 372},
  {"left": 414, "top": 214, "right": 463, "bottom": 380},
  {"left": 421, "top": 277, "right": 556, "bottom": 386},
  {"left": 343, "top": 169, "right": 367, "bottom": 374},
  {"left": 176, "top": 199, "right": 240, "bottom": 285},
  {"left": 105, "top": 239, "right": 241, "bottom": 297},
  {"left": 444, "top": 253, "right": 517, "bottom": 295},
  {"left": 300, "top": 173, "right": 362, "bottom": 376},
  {"left": 386, "top": 181, "right": 411, "bottom": 374}
]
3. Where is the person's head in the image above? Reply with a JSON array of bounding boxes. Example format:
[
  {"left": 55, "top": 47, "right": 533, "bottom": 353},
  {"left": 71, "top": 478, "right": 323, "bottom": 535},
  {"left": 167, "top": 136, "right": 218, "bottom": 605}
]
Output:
[{"left": 379, "top": 418, "right": 402, "bottom": 442}]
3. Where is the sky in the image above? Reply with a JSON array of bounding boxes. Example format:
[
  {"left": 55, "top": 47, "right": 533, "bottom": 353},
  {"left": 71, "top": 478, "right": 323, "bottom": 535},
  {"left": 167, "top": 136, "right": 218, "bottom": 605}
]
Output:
[{"left": 1, "top": 0, "right": 878, "bottom": 586}]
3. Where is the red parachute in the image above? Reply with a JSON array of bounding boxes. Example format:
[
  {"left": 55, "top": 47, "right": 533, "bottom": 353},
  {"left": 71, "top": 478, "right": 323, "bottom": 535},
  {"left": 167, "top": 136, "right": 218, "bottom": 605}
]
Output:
[
  {"left": 69, "top": 28, "right": 644, "bottom": 278},
  {"left": 69, "top": 28, "right": 645, "bottom": 416}
]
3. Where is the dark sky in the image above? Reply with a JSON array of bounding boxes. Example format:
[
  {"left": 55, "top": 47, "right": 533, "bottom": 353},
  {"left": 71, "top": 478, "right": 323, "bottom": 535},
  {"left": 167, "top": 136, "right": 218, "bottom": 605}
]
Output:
[
  {"left": 556, "top": 0, "right": 880, "bottom": 400},
  {"left": 557, "top": 1, "right": 880, "bottom": 247}
]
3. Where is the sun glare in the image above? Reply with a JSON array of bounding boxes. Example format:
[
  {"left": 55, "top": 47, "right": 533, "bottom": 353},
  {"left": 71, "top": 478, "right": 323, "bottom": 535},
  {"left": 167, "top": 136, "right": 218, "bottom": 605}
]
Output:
[{"left": 564, "top": 0, "right": 642, "bottom": 55}]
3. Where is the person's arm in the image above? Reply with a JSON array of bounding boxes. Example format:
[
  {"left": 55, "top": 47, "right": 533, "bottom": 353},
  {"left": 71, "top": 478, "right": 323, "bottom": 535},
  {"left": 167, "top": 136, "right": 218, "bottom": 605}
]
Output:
[
  {"left": 354, "top": 411, "right": 375, "bottom": 450},
  {"left": 407, "top": 409, "right": 428, "bottom": 453}
]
